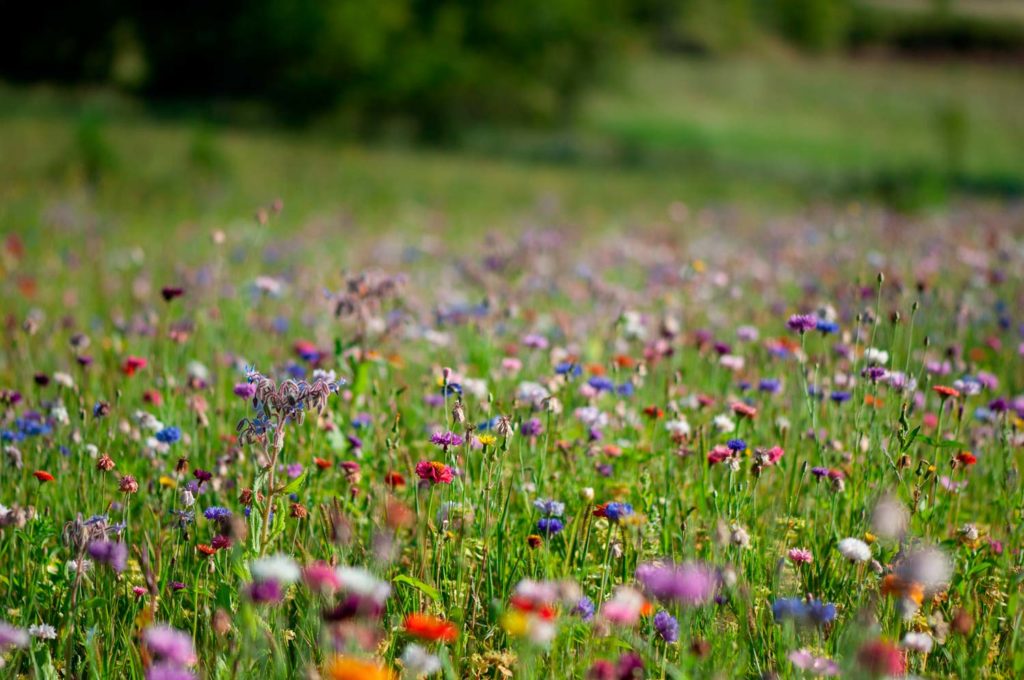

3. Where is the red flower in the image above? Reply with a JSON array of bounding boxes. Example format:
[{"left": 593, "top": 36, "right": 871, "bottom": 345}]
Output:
[
  {"left": 160, "top": 286, "right": 185, "bottom": 302},
  {"left": 642, "top": 405, "right": 664, "bottom": 419},
  {"left": 143, "top": 389, "right": 163, "bottom": 406},
  {"left": 314, "top": 457, "right": 332, "bottom": 470},
  {"left": 857, "top": 639, "right": 906, "bottom": 677},
  {"left": 403, "top": 613, "right": 458, "bottom": 643},
  {"left": 731, "top": 402, "right": 757, "bottom": 418},
  {"left": 933, "top": 385, "right": 960, "bottom": 399},
  {"left": 211, "top": 535, "right": 232, "bottom": 550},
  {"left": 956, "top": 451, "right": 977, "bottom": 466},
  {"left": 385, "top": 471, "right": 406, "bottom": 488},
  {"left": 197, "top": 544, "right": 216, "bottom": 556},
  {"left": 592, "top": 502, "right": 609, "bottom": 518},
  {"left": 415, "top": 461, "right": 454, "bottom": 485},
  {"left": 33, "top": 470, "right": 54, "bottom": 482},
  {"left": 122, "top": 356, "right": 147, "bottom": 376}
]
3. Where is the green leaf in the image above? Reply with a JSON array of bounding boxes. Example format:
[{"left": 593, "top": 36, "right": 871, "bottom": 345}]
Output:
[
  {"left": 393, "top": 574, "right": 440, "bottom": 603},
  {"left": 283, "top": 471, "right": 307, "bottom": 495}
]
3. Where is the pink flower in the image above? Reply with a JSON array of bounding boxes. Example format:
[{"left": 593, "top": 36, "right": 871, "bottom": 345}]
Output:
[
  {"left": 788, "top": 548, "right": 813, "bottom": 565},
  {"left": 600, "top": 587, "right": 646, "bottom": 626},
  {"left": 415, "top": 461, "right": 455, "bottom": 485},
  {"left": 302, "top": 561, "right": 340, "bottom": 593},
  {"left": 788, "top": 649, "right": 839, "bottom": 676}
]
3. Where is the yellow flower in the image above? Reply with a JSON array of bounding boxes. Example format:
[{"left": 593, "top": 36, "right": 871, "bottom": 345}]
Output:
[
  {"left": 324, "top": 656, "right": 395, "bottom": 680},
  {"left": 159, "top": 476, "right": 177, "bottom": 488},
  {"left": 864, "top": 532, "right": 877, "bottom": 544},
  {"left": 501, "top": 610, "right": 529, "bottom": 638},
  {"left": 477, "top": 434, "right": 497, "bottom": 447}
]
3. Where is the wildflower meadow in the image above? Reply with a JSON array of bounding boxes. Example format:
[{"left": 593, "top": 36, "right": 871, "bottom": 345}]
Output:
[{"left": 1, "top": 203, "right": 1022, "bottom": 679}]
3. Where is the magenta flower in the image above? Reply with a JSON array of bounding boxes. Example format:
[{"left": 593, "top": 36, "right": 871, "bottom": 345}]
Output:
[{"left": 635, "top": 562, "right": 716, "bottom": 606}]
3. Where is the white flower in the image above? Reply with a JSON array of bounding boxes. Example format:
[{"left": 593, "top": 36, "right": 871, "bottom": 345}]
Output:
[
  {"left": 53, "top": 372, "right": 75, "bottom": 389},
  {"left": 896, "top": 547, "right": 952, "bottom": 596},
  {"left": 49, "top": 404, "right": 69, "bottom": 426},
  {"left": 837, "top": 537, "right": 872, "bottom": 562},
  {"left": 187, "top": 361, "right": 209, "bottom": 382},
  {"left": 253, "top": 276, "right": 285, "bottom": 297},
  {"left": 719, "top": 354, "right": 744, "bottom": 371},
  {"left": 574, "top": 406, "right": 608, "bottom": 429},
  {"left": 462, "top": 378, "right": 488, "bottom": 400},
  {"left": 713, "top": 414, "right": 736, "bottom": 433},
  {"left": 66, "top": 559, "right": 92, "bottom": 575},
  {"left": 516, "top": 381, "right": 550, "bottom": 407},
  {"left": 864, "top": 347, "right": 889, "bottom": 365},
  {"left": 871, "top": 495, "right": 909, "bottom": 541},
  {"left": 312, "top": 369, "right": 338, "bottom": 385},
  {"left": 249, "top": 555, "right": 300, "bottom": 585},
  {"left": 335, "top": 566, "right": 391, "bottom": 604},
  {"left": 28, "top": 624, "right": 56, "bottom": 640},
  {"left": 401, "top": 643, "right": 441, "bottom": 677},
  {"left": 134, "top": 411, "right": 164, "bottom": 432},
  {"left": 664, "top": 418, "right": 691, "bottom": 437},
  {"left": 902, "top": 631, "right": 933, "bottom": 653}
]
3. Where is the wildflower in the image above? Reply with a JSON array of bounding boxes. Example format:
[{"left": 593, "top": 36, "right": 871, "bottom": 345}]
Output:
[
  {"left": 161, "top": 286, "right": 185, "bottom": 301},
  {"left": 894, "top": 546, "right": 952, "bottom": 596},
  {"left": 0, "top": 622, "right": 28, "bottom": 650},
  {"left": 302, "top": 562, "right": 340, "bottom": 593},
  {"left": 119, "top": 475, "right": 139, "bottom": 494},
  {"left": 156, "top": 427, "right": 182, "bottom": 444},
  {"left": 233, "top": 383, "right": 257, "bottom": 399},
  {"left": 429, "top": 431, "right": 463, "bottom": 449},
  {"left": 403, "top": 614, "right": 458, "bottom": 643},
  {"left": 526, "top": 534, "right": 542, "bottom": 548},
  {"left": 933, "top": 385, "right": 959, "bottom": 400},
  {"left": 901, "top": 631, "right": 933, "bottom": 653},
  {"left": 122, "top": 356, "right": 147, "bottom": 376},
  {"left": 400, "top": 643, "right": 442, "bottom": 677},
  {"left": 324, "top": 656, "right": 395, "bottom": 680},
  {"left": 652, "top": 610, "right": 679, "bottom": 643},
  {"left": 203, "top": 506, "right": 231, "bottom": 522},
  {"left": 871, "top": 495, "right": 909, "bottom": 541},
  {"left": 33, "top": 470, "right": 54, "bottom": 482},
  {"left": 788, "top": 548, "right": 813, "bottom": 565},
  {"left": 533, "top": 498, "right": 565, "bottom": 517},
  {"left": 87, "top": 540, "right": 128, "bottom": 573},
  {"left": 787, "top": 314, "right": 818, "bottom": 333},
  {"left": 28, "top": 624, "right": 56, "bottom": 640},
  {"left": 537, "top": 518, "right": 564, "bottom": 535},
  {"left": 415, "top": 461, "right": 454, "bottom": 485},
  {"left": 635, "top": 562, "right": 716, "bottom": 606},
  {"left": 96, "top": 454, "right": 116, "bottom": 471},
  {"left": 249, "top": 554, "right": 301, "bottom": 585},
  {"left": 955, "top": 451, "right": 977, "bottom": 467},
  {"left": 856, "top": 639, "right": 906, "bottom": 677},
  {"left": 595, "top": 502, "right": 633, "bottom": 522},
  {"left": 143, "top": 624, "right": 197, "bottom": 666},
  {"left": 788, "top": 649, "right": 839, "bottom": 676},
  {"left": 245, "top": 579, "right": 283, "bottom": 604},
  {"left": 572, "top": 596, "right": 595, "bottom": 621},
  {"left": 837, "top": 537, "right": 872, "bottom": 562},
  {"left": 600, "top": 586, "right": 647, "bottom": 626}
]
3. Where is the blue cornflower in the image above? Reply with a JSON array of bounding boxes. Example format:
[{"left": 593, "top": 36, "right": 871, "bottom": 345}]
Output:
[
  {"left": 759, "top": 378, "right": 781, "bottom": 393},
  {"left": 17, "top": 417, "right": 50, "bottom": 437},
  {"left": 830, "top": 391, "right": 851, "bottom": 404},
  {"left": 726, "top": 439, "right": 747, "bottom": 452},
  {"left": 604, "top": 502, "right": 633, "bottom": 522},
  {"left": 155, "top": 426, "right": 182, "bottom": 444},
  {"left": 772, "top": 598, "right": 807, "bottom": 622},
  {"left": 816, "top": 320, "right": 839, "bottom": 334},
  {"left": 203, "top": 506, "right": 232, "bottom": 521},
  {"left": 588, "top": 376, "right": 615, "bottom": 393},
  {"left": 616, "top": 382, "right": 635, "bottom": 397},
  {"left": 806, "top": 600, "right": 837, "bottom": 626},
  {"left": 537, "top": 518, "right": 564, "bottom": 535},
  {"left": 555, "top": 362, "right": 582, "bottom": 378},
  {"left": 441, "top": 383, "right": 462, "bottom": 396}
]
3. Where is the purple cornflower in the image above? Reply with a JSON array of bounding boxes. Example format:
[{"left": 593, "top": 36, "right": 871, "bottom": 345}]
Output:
[
  {"left": 233, "top": 383, "right": 257, "bottom": 399},
  {"left": 726, "top": 439, "right": 746, "bottom": 452},
  {"left": 603, "top": 502, "right": 633, "bottom": 522},
  {"left": 430, "top": 431, "right": 464, "bottom": 449},
  {"left": 521, "top": 418, "right": 544, "bottom": 437},
  {"left": 573, "top": 596, "right": 595, "bottom": 621},
  {"left": 245, "top": 579, "right": 284, "bottom": 604},
  {"left": 653, "top": 610, "right": 679, "bottom": 643},
  {"left": 87, "top": 540, "right": 128, "bottom": 574},
  {"left": 285, "top": 463, "right": 304, "bottom": 479},
  {"left": 636, "top": 562, "right": 716, "bottom": 606},
  {"left": 143, "top": 624, "right": 196, "bottom": 666},
  {"left": 533, "top": 498, "right": 565, "bottom": 517},
  {"left": 787, "top": 314, "right": 819, "bottom": 333}
]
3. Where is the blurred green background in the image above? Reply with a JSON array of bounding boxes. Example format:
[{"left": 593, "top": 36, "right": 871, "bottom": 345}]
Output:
[{"left": 2, "top": 0, "right": 1023, "bottom": 241}]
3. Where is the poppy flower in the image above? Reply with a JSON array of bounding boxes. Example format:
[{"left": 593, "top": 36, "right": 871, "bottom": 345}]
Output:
[
  {"left": 403, "top": 613, "right": 458, "bottom": 643},
  {"left": 314, "top": 457, "right": 332, "bottom": 470},
  {"left": 33, "top": 470, "right": 54, "bottom": 482},
  {"left": 122, "top": 356, "right": 147, "bottom": 376},
  {"left": 933, "top": 385, "right": 960, "bottom": 399},
  {"left": 955, "top": 451, "right": 977, "bottom": 466}
]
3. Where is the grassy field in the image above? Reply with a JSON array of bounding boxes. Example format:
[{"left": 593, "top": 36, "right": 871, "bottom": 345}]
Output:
[{"left": 0, "top": 55, "right": 1023, "bottom": 679}]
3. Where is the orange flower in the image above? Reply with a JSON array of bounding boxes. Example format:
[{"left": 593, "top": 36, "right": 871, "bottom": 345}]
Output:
[
  {"left": 880, "top": 575, "right": 924, "bottom": 605},
  {"left": 731, "top": 402, "right": 757, "bottom": 418},
  {"left": 527, "top": 534, "right": 542, "bottom": 549},
  {"left": 403, "top": 613, "right": 458, "bottom": 643},
  {"left": 643, "top": 405, "right": 664, "bottom": 419},
  {"left": 33, "top": 470, "right": 54, "bottom": 482},
  {"left": 324, "top": 656, "right": 395, "bottom": 680},
  {"left": 933, "top": 385, "right": 960, "bottom": 399},
  {"left": 197, "top": 544, "right": 216, "bottom": 556},
  {"left": 614, "top": 355, "right": 635, "bottom": 369},
  {"left": 314, "top": 457, "right": 332, "bottom": 470}
]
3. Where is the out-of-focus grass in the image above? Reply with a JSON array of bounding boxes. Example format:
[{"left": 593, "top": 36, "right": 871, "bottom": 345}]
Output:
[{"left": 2, "top": 55, "right": 1023, "bottom": 252}]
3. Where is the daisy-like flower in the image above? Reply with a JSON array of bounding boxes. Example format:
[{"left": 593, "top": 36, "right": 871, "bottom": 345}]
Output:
[{"left": 28, "top": 624, "right": 56, "bottom": 640}]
